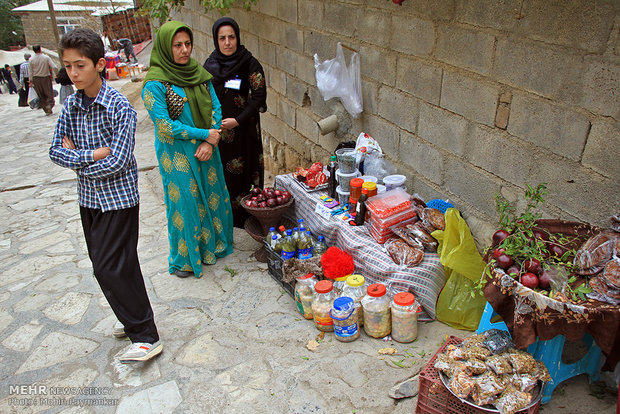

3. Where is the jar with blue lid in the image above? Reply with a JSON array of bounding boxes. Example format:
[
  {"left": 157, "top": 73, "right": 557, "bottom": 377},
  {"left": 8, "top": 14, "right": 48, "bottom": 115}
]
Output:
[{"left": 330, "top": 296, "right": 359, "bottom": 342}]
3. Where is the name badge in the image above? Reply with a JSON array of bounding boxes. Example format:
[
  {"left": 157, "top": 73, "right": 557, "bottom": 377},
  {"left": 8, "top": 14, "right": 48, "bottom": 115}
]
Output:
[{"left": 224, "top": 78, "right": 241, "bottom": 90}]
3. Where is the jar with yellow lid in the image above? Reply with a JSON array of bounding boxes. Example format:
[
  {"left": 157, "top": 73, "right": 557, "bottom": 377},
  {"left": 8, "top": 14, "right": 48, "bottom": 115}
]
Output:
[
  {"left": 340, "top": 274, "right": 365, "bottom": 327},
  {"left": 332, "top": 275, "right": 349, "bottom": 296},
  {"left": 361, "top": 181, "right": 377, "bottom": 198}
]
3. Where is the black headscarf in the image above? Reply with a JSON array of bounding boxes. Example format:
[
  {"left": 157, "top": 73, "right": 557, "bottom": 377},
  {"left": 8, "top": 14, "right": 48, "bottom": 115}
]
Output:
[{"left": 203, "top": 17, "right": 253, "bottom": 84}]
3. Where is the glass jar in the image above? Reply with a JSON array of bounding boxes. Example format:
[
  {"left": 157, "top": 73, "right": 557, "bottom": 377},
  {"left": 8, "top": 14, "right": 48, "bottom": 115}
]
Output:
[
  {"left": 390, "top": 292, "right": 419, "bottom": 343},
  {"left": 332, "top": 275, "right": 349, "bottom": 296},
  {"left": 312, "top": 280, "right": 335, "bottom": 332},
  {"left": 362, "top": 181, "right": 378, "bottom": 198},
  {"left": 348, "top": 178, "right": 364, "bottom": 213},
  {"left": 294, "top": 273, "right": 318, "bottom": 319},
  {"left": 330, "top": 297, "right": 359, "bottom": 342},
  {"left": 340, "top": 274, "right": 365, "bottom": 327},
  {"left": 361, "top": 283, "right": 391, "bottom": 338}
]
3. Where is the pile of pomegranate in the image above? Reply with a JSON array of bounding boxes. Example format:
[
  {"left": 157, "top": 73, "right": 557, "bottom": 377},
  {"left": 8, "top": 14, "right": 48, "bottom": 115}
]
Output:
[{"left": 244, "top": 187, "right": 292, "bottom": 209}]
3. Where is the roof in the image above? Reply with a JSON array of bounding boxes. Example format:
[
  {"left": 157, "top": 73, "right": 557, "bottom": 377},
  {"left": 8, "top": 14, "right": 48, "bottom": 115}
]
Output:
[{"left": 12, "top": 0, "right": 135, "bottom": 16}]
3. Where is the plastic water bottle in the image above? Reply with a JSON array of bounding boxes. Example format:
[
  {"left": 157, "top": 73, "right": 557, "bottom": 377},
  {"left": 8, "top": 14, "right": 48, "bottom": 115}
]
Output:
[
  {"left": 297, "top": 231, "right": 313, "bottom": 260},
  {"left": 271, "top": 235, "right": 281, "bottom": 253},
  {"left": 265, "top": 227, "right": 280, "bottom": 244},
  {"left": 313, "top": 235, "right": 328, "bottom": 257},
  {"left": 298, "top": 218, "right": 309, "bottom": 234},
  {"left": 278, "top": 225, "right": 287, "bottom": 237},
  {"left": 281, "top": 229, "right": 297, "bottom": 260}
]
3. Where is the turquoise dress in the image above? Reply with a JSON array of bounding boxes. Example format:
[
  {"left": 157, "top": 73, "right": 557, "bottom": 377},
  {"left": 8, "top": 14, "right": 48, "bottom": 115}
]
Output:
[{"left": 142, "top": 80, "right": 233, "bottom": 277}]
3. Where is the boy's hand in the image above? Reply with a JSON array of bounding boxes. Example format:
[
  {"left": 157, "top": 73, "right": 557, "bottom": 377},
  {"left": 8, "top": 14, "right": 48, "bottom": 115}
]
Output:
[
  {"left": 207, "top": 129, "right": 221, "bottom": 147},
  {"left": 93, "top": 147, "right": 111, "bottom": 161},
  {"left": 195, "top": 142, "right": 213, "bottom": 161},
  {"left": 62, "top": 136, "right": 76, "bottom": 149}
]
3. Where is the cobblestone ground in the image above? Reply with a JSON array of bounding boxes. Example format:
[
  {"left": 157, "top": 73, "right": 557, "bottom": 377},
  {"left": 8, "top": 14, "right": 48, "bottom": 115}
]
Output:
[{"left": 0, "top": 76, "right": 616, "bottom": 413}]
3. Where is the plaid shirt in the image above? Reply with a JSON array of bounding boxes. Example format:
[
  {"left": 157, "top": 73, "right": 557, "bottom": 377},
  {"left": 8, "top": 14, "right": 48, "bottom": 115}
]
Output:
[{"left": 49, "top": 80, "right": 139, "bottom": 211}]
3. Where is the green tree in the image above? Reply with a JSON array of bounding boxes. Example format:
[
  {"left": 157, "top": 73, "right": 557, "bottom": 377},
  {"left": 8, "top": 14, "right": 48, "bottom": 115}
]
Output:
[
  {"left": 0, "top": 0, "right": 32, "bottom": 50},
  {"left": 138, "top": 0, "right": 257, "bottom": 24}
]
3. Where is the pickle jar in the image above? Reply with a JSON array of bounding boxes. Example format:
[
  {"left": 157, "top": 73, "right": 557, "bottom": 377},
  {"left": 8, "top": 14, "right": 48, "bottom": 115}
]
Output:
[
  {"left": 361, "top": 283, "right": 391, "bottom": 338},
  {"left": 330, "top": 296, "right": 359, "bottom": 342},
  {"left": 332, "top": 275, "right": 349, "bottom": 296},
  {"left": 390, "top": 292, "right": 419, "bottom": 343},
  {"left": 294, "top": 273, "right": 318, "bottom": 319},
  {"left": 312, "top": 280, "right": 335, "bottom": 332},
  {"left": 340, "top": 274, "right": 365, "bottom": 327}
]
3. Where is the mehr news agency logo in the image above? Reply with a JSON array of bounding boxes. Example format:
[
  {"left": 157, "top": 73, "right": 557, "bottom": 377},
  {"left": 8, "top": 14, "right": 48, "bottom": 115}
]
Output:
[{"left": 8, "top": 384, "right": 118, "bottom": 407}]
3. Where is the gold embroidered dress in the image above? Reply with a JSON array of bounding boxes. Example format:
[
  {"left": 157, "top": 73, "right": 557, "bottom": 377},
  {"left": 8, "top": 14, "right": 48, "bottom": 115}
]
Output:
[{"left": 142, "top": 80, "right": 233, "bottom": 277}]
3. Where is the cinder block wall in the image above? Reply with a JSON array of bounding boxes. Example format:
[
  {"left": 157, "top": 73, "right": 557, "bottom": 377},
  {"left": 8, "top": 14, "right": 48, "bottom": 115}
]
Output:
[
  {"left": 173, "top": 0, "right": 620, "bottom": 243},
  {"left": 18, "top": 11, "right": 91, "bottom": 50}
]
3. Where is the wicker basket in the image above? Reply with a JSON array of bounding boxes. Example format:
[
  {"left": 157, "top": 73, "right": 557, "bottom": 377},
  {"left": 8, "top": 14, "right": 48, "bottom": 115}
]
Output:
[{"left": 240, "top": 195, "right": 294, "bottom": 235}]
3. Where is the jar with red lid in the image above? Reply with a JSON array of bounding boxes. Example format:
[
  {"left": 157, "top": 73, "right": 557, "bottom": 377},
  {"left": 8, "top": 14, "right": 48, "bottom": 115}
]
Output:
[
  {"left": 348, "top": 178, "right": 364, "bottom": 213},
  {"left": 294, "top": 273, "right": 318, "bottom": 319},
  {"left": 361, "top": 283, "right": 391, "bottom": 338},
  {"left": 390, "top": 292, "right": 420, "bottom": 343},
  {"left": 312, "top": 280, "right": 335, "bottom": 332}
]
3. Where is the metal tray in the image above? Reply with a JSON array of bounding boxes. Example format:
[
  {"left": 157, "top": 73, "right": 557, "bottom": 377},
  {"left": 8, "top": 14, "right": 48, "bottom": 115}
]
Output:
[
  {"left": 438, "top": 370, "right": 544, "bottom": 413},
  {"left": 290, "top": 173, "right": 328, "bottom": 193}
]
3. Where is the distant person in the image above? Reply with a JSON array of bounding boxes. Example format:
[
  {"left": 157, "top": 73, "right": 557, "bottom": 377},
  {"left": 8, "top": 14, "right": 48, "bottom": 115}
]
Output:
[
  {"left": 101, "top": 30, "right": 112, "bottom": 52},
  {"left": 49, "top": 28, "right": 162, "bottom": 363},
  {"left": 2, "top": 64, "right": 18, "bottom": 94},
  {"left": 55, "top": 67, "right": 74, "bottom": 105},
  {"left": 19, "top": 53, "right": 31, "bottom": 101},
  {"left": 114, "top": 38, "right": 138, "bottom": 64},
  {"left": 29, "top": 45, "right": 58, "bottom": 115}
]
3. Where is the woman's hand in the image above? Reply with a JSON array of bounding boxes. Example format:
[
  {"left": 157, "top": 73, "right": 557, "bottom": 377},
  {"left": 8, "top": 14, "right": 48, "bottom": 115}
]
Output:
[
  {"left": 207, "top": 129, "right": 222, "bottom": 147},
  {"left": 221, "top": 118, "right": 239, "bottom": 130},
  {"left": 195, "top": 142, "right": 213, "bottom": 161}
]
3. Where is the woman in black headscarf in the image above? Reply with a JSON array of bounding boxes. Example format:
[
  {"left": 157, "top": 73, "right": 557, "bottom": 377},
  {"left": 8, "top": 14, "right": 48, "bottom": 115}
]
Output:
[{"left": 204, "top": 17, "right": 267, "bottom": 228}]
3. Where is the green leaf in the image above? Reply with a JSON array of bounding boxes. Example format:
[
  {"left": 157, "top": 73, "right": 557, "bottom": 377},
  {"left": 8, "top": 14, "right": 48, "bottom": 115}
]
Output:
[
  {"left": 417, "top": 350, "right": 426, "bottom": 357},
  {"left": 300, "top": 356, "right": 309, "bottom": 360},
  {"left": 391, "top": 359, "right": 404, "bottom": 368}
]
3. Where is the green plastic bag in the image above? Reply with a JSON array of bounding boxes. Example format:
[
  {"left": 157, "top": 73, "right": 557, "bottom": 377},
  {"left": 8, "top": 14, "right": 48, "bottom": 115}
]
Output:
[{"left": 432, "top": 208, "right": 486, "bottom": 330}]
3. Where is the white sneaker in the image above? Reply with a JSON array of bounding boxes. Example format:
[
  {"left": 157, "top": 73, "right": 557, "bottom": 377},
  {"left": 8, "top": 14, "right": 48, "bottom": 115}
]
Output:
[
  {"left": 112, "top": 321, "right": 126, "bottom": 338},
  {"left": 119, "top": 341, "right": 163, "bottom": 363}
]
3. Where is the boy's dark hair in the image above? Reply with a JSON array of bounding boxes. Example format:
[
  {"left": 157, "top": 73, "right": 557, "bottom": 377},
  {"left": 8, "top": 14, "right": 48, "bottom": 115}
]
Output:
[
  {"left": 33, "top": 45, "right": 41, "bottom": 53},
  {"left": 60, "top": 28, "right": 104, "bottom": 66}
]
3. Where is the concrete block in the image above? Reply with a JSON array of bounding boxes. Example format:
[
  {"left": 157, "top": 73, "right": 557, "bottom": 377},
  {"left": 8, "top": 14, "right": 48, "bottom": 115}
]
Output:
[
  {"left": 362, "top": 115, "right": 400, "bottom": 158},
  {"left": 389, "top": 15, "right": 435, "bottom": 57},
  {"left": 296, "top": 55, "right": 316, "bottom": 87},
  {"left": 324, "top": 2, "right": 359, "bottom": 37},
  {"left": 494, "top": 37, "right": 584, "bottom": 102},
  {"left": 377, "top": 86, "right": 419, "bottom": 134},
  {"left": 298, "top": 0, "right": 324, "bottom": 30},
  {"left": 519, "top": 1, "right": 617, "bottom": 53},
  {"left": 508, "top": 93, "right": 590, "bottom": 161},
  {"left": 582, "top": 119, "right": 620, "bottom": 180},
  {"left": 276, "top": 47, "right": 298, "bottom": 76},
  {"left": 286, "top": 77, "right": 309, "bottom": 107},
  {"left": 258, "top": 39, "right": 276, "bottom": 68},
  {"left": 244, "top": 34, "right": 259, "bottom": 58},
  {"left": 399, "top": 130, "right": 444, "bottom": 183},
  {"left": 418, "top": 102, "right": 469, "bottom": 157},
  {"left": 440, "top": 71, "right": 499, "bottom": 127},
  {"left": 280, "top": 26, "right": 303, "bottom": 53},
  {"left": 308, "top": 87, "right": 334, "bottom": 119},
  {"left": 435, "top": 24, "right": 495, "bottom": 75},
  {"left": 456, "top": 0, "right": 520, "bottom": 31},
  {"left": 409, "top": 174, "right": 446, "bottom": 201},
  {"left": 261, "top": 112, "right": 287, "bottom": 143},
  {"left": 265, "top": 90, "right": 278, "bottom": 117},
  {"left": 296, "top": 108, "right": 320, "bottom": 144},
  {"left": 385, "top": 0, "right": 455, "bottom": 21},
  {"left": 268, "top": 68, "right": 286, "bottom": 96},
  {"left": 355, "top": 9, "right": 391, "bottom": 48},
  {"left": 396, "top": 56, "right": 442, "bottom": 105},
  {"left": 277, "top": 0, "right": 297, "bottom": 23},
  {"left": 318, "top": 131, "right": 342, "bottom": 154},
  {"left": 362, "top": 79, "right": 379, "bottom": 115},
  {"left": 283, "top": 126, "right": 311, "bottom": 159},
  {"left": 278, "top": 98, "right": 297, "bottom": 129},
  {"left": 359, "top": 44, "right": 397, "bottom": 85},
  {"left": 466, "top": 125, "right": 536, "bottom": 185},
  {"left": 444, "top": 156, "right": 501, "bottom": 218},
  {"left": 258, "top": 0, "right": 278, "bottom": 18},
  {"left": 580, "top": 59, "right": 620, "bottom": 119},
  {"left": 304, "top": 31, "right": 339, "bottom": 61}
]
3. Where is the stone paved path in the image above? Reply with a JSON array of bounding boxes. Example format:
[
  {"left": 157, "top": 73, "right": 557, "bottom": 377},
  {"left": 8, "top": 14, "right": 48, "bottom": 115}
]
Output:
[{"left": 0, "top": 77, "right": 616, "bottom": 413}]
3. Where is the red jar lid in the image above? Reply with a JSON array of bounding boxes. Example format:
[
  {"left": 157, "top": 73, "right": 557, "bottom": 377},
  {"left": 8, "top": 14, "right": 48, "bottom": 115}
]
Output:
[
  {"left": 367, "top": 283, "right": 386, "bottom": 297},
  {"left": 393, "top": 291, "right": 415, "bottom": 306},
  {"left": 297, "top": 273, "right": 315, "bottom": 280},
  {"left": 350, "top": 178, "right": 364, "bottom": 188},
  {"left": 315, "top": 280, "right": 333, "bottom": 294}
]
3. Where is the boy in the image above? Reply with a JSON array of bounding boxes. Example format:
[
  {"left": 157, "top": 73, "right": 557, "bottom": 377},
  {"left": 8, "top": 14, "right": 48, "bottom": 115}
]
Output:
[{"left": 49, "top": 28, "right": 162, "bottom": 363}]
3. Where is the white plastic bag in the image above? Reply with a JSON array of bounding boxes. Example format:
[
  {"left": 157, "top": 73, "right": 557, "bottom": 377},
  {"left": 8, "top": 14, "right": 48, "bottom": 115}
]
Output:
[
  {"left": 314, "top": 43, "right": 363, "bottom": 118},
  {"left": 28, "top": 87, "right": 40, "bottom": 109}
]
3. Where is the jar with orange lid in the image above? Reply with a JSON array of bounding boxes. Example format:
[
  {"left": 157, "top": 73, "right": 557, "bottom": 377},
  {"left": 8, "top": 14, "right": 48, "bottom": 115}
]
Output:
[
  {"left": 340, "top": 274, "right": 365, "bottom": 327},
  {"left": 390, "top": 292, "right": 420, "bottom": 343},
  {"left": 294, "top": 273, "right": 318, "bottom": 319},
  {"left": 312, "top": 280, "right": 335, "bottom": 332},
  {"left": 348, "top": 178, "right": 364, "bottom": 213},
  {"left": 361, "top": 181, "right": 377, "bottom": 198},
  {"left": 361, "top": 283, "right": 391, "bottom": 338}
]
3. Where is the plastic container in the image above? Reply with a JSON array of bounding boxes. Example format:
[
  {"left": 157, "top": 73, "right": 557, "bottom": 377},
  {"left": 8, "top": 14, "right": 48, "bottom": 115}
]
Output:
[
  {"left": 362, "top": 181, "right": 378, "bottom": 198},
  {"left": 360, "top": 175, "right": 377, "bottom": 183},
  {"left": 390, "top": 292, "right": 419, "bottom": 343},
  {"left": 369, "top": 206, "right": 417, "bottom": 230},
  {"left": 361, "top": 283, "right": 391, "bottom": 338},
  {"left": 335, "top": 148, "right": 357, "bottom": 174},
  {"left": 312, "top": 280, "right": 335, "bottom": 332},
  {"left": 340, "top": 274, "right": 365, "bottom": 327},
  {"left": 332, "top": 275, "right": 349, "bottom": 296},
  {"left": 294, "top": 273, "right": 318, "bottom": 319},
  {"left": 336, "top": 169, "right": 361, "bottom": 192},
  {"left": 365, "top": 187, "right": 412, "bottom": 219},
  {"left": 382, "top": 174, "right": 406, "bottom": 190},
  {"left": 376, "top": 184, "right": 387, "bottom": 194},
  {"left": 330, "top": 297, "right": 360, "bottom": 342},
  {"left": 336, "top": 186, "right": 350, "bottom": 206}
]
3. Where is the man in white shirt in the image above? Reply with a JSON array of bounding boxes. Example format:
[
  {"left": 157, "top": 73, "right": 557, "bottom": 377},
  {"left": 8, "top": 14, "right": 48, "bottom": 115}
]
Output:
[
  {"left": 29, "top": 45, "right": 58, "bottom": 115},
  {"left": 19, "top": 53, "right": 31, "bottom": 96}
]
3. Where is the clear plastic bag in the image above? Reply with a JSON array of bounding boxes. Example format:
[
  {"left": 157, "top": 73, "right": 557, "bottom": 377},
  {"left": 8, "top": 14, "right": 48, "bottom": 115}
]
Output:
[
  {"left": 314, "top": 43, "right": 363, "bottom": 118},
  {"left": 363, "top": 151, "right": 397, "bottom": 183}
]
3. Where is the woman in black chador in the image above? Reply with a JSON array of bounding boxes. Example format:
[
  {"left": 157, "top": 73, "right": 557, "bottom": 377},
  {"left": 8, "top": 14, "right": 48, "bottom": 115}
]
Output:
[{"left": 204, "top": 17, "right": 267, "bottom": 228}]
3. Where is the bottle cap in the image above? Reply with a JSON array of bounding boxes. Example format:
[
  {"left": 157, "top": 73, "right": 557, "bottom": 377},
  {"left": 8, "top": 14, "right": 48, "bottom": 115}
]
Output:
[
  {"left": 367, "top": 283, "right": 386, "bottom": 297},
  {"left": 350, "top": 178, "right": 364, "bottom": 188},
  {"left": 362, "top": 182, "right": 377, "bottom": 191},
  {"left": 335, "top": 275, "right": 348, "bottom": 282},
  {"left": 306, "top": 231, "right": 311, "bottom": 235},
  {"left": 346, "top": 274, "right": 365, "bottom": 287},
  {"left": 297, "top": 273, "right": 315, "bottom": 281},
  {"left": 300, "top": 227, "right": 306, "bottom": 232},
  {"left": 279, "top": 225, "right": 286, "bottom": 231},
  {"left": 318, "top": 235, "right": 324, "bottom": 241},
  {"left": 286, "top": 229, "right": 292, "bottom": 235},
  {"left": 294, "top": 227, "right": 299, "bottom": 231},
  {"left": 331, "top": 155, "right": 337, "bottom": 162},
  {"left": 272, "top": 235, "right": 278, "bottom": 240},
  {"left": 298, "top": 219, "right": 304, "bottom": 224},
  {"left": 393, "top": 291, "right": 415, "bottom": 306},
  {"left": 314, "top": 280, "right": 333, "bottom": 294},
  {"left": 333, "top": 296, "right": 354, "bottom": 312},
  {"left": 269, "top": 227, "right": 276, "bottom": 232}
]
